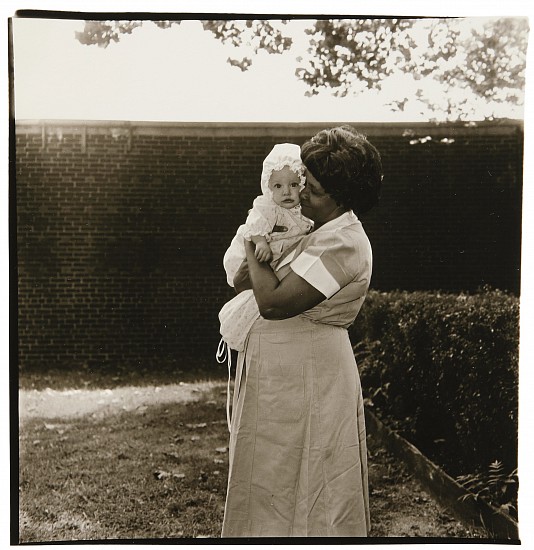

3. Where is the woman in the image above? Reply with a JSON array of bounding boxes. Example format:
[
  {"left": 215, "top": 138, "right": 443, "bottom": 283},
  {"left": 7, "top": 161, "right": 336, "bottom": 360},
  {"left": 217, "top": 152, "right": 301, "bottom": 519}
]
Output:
[{"left": 221, "top": 125, "right": 383, "bottom": 537}]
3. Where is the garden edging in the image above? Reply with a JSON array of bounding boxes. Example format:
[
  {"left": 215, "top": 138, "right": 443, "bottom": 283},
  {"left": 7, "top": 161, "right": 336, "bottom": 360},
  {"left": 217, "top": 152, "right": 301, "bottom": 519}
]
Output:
[{"left": 365, "top": 408, "right": 519, "bottom": 541}]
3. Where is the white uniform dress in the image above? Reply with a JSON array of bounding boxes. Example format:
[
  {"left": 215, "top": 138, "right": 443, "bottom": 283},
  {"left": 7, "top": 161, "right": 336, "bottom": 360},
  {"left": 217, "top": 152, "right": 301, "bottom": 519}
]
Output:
[{"left": 222, "top": 211, "right": 373, "bottom": 537}]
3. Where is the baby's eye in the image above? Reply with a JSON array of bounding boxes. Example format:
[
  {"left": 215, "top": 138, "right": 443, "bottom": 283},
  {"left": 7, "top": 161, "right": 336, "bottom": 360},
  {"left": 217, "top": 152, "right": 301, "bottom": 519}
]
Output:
[
  {"left": 274, "top": 184, "right": 281, "bottom": 188},
  {"left": 291, "top": 182, "right": 300, "bottom": 187}
]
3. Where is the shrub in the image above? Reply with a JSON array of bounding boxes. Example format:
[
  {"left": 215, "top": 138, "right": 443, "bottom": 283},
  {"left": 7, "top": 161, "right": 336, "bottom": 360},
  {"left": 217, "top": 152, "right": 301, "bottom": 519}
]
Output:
[{"left": 350, "top": 289, "right": 519, "bottom": 492}]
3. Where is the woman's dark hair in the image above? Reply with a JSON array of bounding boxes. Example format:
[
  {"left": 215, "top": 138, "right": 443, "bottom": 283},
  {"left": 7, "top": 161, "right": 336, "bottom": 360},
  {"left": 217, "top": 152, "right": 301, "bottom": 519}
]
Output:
[{"left": 301, "top": 125, "right": 383, "bottom": 216}]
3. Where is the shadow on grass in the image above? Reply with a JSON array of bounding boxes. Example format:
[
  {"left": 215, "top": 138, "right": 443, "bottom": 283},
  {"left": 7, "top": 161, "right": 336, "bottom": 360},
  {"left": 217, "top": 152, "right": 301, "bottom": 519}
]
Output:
[{"left": 19, "top": 355, "right": 229, "bottom": 391}]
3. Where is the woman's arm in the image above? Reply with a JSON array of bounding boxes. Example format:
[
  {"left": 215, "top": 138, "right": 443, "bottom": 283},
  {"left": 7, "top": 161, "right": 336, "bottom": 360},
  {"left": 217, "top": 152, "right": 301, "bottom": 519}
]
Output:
[
  {"left": 244, "top": 240, "right": 326, "bottom": 320},
  {"left": 233, "top": 259, "right": 252, "bottom": 293}
]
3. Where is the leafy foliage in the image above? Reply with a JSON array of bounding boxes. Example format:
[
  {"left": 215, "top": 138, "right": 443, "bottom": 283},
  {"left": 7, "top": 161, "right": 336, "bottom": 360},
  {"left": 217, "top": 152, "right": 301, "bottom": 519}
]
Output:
[
  {"left": 350, "top": 289, "right": 519, "bottom": 515},
  {"left": 296, "top": 18, "right": 528, "bottom": 119},
  {"left": 202, "top": 19, "right": 292, "bottom": 54},
  {"left": 201, "top": 20, "right": 293, "bottom": 71},
  {"left": 74, "top": 21, "right": 182, "bottom": 48},
  {"left": 444, "top": 18, "right": 527, "bottom": 102},
  {"left": 74, "top": 17, "right": 528, "bottom": 120},
  {"left": 296, "top": 19, "right": 416, "bottom": 95},
  {"left": 456, "top": 461, "right": 518, "bottom": 517},
  {"left": 407, "top": 18, "right": 529, "bottom": 118},
  {"left": 75, "top": 19, "right": 292, "bottom": 72}
]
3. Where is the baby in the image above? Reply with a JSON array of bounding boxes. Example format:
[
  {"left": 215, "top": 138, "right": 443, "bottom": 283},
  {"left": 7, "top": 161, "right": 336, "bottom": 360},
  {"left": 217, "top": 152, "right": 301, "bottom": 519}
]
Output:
[{"left": 219, "top": 143, "right": 312, "bottom": 352}]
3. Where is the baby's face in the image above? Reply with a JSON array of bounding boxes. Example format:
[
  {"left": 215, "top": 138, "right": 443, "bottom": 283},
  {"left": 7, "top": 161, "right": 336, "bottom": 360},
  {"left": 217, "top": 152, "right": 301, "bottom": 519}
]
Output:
[{"left": 268, "top": 166, "right": 301, "bottom": 209}]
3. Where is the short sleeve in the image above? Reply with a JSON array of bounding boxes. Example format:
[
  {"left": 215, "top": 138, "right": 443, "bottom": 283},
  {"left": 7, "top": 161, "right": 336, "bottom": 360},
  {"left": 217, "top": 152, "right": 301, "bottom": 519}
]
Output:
[
  {"left": 242, "top": 196, "right": 278, "bottom": 240},
  {"left": 290, "top": 230, "right": 370, "bottom": 299}
]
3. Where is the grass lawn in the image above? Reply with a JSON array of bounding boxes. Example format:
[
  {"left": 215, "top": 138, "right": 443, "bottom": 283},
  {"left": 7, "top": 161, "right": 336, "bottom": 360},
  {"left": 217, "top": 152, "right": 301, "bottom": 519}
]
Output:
[
  {"left": 19, "top": 384, "right": 230, "bottom": 542},
  {"left": 18, "top": 361, "right": 488, "bottom": 542}
]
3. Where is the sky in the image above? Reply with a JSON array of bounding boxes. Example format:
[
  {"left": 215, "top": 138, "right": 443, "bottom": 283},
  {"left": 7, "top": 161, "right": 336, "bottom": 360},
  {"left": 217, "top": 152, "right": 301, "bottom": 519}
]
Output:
[
  {"left": 10, "top": 15, "right": 527, "bottom": 123},
  {"left": 3, "top": 1, "right": 534, "bottom": 547}
]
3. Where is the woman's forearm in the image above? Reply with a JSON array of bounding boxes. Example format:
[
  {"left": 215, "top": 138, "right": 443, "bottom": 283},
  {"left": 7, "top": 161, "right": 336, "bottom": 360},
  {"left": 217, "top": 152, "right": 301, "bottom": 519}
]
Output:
[
  {"left": 233, "top": 260, "right": 253, "bottom": 293},
  {"left": 244, "top": 240, "right": 325, "bottom": 320},
  {"left": 244, "top": 240, "right": 280, "bottom": 300}
]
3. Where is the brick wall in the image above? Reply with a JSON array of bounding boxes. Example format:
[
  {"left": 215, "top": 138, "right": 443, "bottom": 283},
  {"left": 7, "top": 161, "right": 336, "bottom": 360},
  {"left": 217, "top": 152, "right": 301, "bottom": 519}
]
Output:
[{"left": 15, "top": 120, "right": 523, "bottom": 369}]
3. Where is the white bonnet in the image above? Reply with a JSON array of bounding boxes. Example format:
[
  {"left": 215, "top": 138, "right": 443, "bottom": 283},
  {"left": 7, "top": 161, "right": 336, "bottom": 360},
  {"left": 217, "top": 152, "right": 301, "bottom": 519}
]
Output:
[{"left": 260, "top": 143, "right": 306, "bottom": 198}]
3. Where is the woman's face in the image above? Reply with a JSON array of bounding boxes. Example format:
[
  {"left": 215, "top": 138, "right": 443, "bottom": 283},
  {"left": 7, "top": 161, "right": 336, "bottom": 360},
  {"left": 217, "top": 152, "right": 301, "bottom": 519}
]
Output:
[{"left": 300, "top": 168, "right": 342, "bottom": 223}]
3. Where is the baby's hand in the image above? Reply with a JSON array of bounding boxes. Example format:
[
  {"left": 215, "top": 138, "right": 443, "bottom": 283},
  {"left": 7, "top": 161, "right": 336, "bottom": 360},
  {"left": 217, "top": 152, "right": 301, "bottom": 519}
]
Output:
[{"left": 254, "top": 240, "right": 273, "bottom": 263}]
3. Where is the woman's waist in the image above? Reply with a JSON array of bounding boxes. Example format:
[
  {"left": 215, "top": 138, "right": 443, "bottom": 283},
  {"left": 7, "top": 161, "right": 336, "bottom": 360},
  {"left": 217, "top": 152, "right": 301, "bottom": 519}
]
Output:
[{"left": 249, "top": 314, "right": 347, "bottom": 335}]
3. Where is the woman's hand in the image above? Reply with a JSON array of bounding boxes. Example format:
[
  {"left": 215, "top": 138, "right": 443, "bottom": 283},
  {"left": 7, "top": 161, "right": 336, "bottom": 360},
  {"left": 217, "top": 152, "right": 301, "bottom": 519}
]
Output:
[{"left": 233, "top": 259, "right": 252, "bottom": 293}]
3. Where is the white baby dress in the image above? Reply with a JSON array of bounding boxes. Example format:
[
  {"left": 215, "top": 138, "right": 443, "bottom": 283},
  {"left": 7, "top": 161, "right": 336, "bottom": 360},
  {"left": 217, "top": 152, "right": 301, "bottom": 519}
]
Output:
[{"left": 219, "top": 144, "right": 312, "bottom": 352}]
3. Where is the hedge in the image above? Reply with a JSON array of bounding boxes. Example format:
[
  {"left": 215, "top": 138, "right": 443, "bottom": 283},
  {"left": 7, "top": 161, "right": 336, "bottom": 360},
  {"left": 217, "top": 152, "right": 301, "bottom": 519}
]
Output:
[{"left": 350, "top": 289, "right": 519, "bottom": 484}]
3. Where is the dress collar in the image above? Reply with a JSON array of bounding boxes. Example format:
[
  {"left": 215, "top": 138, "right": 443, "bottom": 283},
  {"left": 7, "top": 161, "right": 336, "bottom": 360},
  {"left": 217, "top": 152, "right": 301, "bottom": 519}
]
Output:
[{"left": 312, "top": 210, "right": 359, "bottom": 234}]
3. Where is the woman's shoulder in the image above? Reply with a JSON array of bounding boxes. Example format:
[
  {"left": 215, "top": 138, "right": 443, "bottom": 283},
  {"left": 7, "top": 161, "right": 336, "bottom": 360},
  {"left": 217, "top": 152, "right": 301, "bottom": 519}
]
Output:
[
  {"left": 307, "top": 214, "right": 368, "bottom": 248},
  {"left": 290, "top": 215, "right": 371, "bottom": 299}
]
